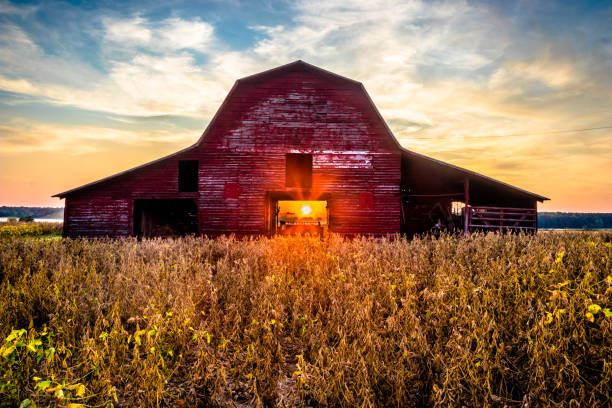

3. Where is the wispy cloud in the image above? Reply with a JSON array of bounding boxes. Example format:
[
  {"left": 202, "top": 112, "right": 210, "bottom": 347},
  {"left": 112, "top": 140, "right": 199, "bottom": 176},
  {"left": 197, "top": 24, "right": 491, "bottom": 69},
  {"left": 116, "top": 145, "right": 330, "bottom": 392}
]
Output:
[
  {"left": 0, "top": 0, "right": 38, "bottom": 16},
  {"left": 0, "top": 119, "right": 198, "bottom": 155},
  {"left": 0, "top": 17, "right": 229, "bottom": 116},
  {"left": 103, "top": 16, "right": 214, "bottom": 52}
]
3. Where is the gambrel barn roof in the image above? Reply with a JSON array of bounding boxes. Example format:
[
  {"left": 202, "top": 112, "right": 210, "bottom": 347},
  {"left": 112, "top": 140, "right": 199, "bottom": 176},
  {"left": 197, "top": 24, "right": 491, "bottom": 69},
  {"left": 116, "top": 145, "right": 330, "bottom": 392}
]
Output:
[{"left": 54, "top": 60, "right": 548, "bottom": 202}]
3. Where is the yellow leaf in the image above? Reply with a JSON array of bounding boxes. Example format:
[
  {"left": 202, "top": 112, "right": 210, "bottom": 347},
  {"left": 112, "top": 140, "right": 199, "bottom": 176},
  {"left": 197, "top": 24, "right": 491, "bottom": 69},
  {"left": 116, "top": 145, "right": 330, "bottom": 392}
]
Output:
[
  {"left": 66, "top": 404, "right": 85, "bottom": 408},
  {"left": 109, "top": 387, "right": 118, "bottom": 403},
  {"left": 588, "top": 304, "right": 601, "bottom": 314},
  {"left": 544, "top": 312, "right": 553, "bottom": 325},
  {"left": 35, "top": 380, "right": 51, "bottom": 391},
  {"left": 1, "top": 345, "right": 15, "bottom": 358},
  {"left": 75, "top": 384, "right": 86, "bottom": 397},
  {"left": 586, "top": 312, "right": 595, "bottom": 323}
]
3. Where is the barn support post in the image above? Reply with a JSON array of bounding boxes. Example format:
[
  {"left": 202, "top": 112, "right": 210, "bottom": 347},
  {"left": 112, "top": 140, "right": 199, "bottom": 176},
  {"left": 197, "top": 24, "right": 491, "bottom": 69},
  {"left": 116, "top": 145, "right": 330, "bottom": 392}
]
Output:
[
  {"left": 464, "top": 177, "right": 470, "bottom": 236},
  {"left": 534, "top": 200, "right": 538, "bottom": 233},
  {"left": 62, "top": 199, "right": 69, "bottom": 237}
]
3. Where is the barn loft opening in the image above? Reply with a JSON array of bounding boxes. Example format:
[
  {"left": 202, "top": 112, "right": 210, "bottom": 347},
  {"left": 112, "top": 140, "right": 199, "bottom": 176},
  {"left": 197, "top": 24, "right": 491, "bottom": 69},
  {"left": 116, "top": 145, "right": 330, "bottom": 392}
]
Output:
[
  {"left": 133, "top": 199, "right": 198, "bottom": 238},
  {"left": 286, "top": 153, "right": 312, "bottom": 188},
  {"left": 275, "top": 200, "right": 327, "bottom": 236},
  {"left": 178, "top": 160, "right": 198, "bottom": 192}
]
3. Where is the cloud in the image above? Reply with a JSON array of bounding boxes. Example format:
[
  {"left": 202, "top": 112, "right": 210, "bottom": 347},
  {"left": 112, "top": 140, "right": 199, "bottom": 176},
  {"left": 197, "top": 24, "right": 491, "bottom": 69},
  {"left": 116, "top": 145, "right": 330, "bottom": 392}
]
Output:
[
  {"left": 0, "top": 0, "right": 38, "bottom": 16},
  {"left": 0, "top": 18, "right": 228, "bottom": 117},
  {"left": 0, "top": 77, "right": 39, "bottom": 94},
  {"left": 0, "top": 23, "right": 105, "bottom": 90},
  {"left": 103, "top": 16, "right": 214, "bottom": 52},
  {"left": 0, "top": 119, "right": 198, "bottom": 154},
  {"left": 103, "top": 17, "right": 152, "bottom": 45}
]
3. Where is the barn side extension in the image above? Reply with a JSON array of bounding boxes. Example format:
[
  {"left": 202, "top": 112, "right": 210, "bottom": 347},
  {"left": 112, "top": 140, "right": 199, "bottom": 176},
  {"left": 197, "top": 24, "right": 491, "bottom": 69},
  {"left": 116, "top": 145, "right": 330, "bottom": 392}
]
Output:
[
  {"left": 401, "top": 151, "right": 545, "bottom": 234},
  {"left": 54, "top": 61, "right": 548, "bottom": 238}
]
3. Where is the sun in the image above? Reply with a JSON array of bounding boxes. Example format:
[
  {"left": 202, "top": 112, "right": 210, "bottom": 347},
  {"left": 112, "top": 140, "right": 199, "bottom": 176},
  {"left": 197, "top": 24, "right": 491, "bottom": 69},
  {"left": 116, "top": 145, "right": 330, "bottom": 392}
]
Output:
[{"left": 300, "top": 205, "right": 312, "bottom": 215}]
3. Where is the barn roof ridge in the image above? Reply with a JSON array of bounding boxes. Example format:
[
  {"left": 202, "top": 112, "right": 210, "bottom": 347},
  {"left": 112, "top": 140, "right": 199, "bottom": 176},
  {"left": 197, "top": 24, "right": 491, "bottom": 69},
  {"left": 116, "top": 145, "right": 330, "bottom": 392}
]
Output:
[{"left": 235, "top": 60, "right": 362, "bottom": 86}]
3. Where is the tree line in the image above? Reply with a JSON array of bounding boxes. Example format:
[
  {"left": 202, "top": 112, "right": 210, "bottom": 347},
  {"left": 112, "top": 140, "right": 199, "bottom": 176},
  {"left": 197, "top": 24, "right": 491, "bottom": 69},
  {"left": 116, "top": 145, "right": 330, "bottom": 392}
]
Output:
[
  {"left": 538, "top": 212, "right": 612, "bottom": 229},
  {"left": 0, "top": 206, "right": 64, "bottom": 220},
  {"left": 1, "top": 207, "right": 611, "bottom": 229}
]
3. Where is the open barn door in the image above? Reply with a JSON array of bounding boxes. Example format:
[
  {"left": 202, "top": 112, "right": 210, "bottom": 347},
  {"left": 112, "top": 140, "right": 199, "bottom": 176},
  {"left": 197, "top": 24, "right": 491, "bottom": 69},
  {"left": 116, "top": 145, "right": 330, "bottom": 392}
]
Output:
[
  {"left": 275, "top": 200, "right": 328, "bottom": 236},
  {"left": 266, "top": 193, "right": 330, "bottom": 236},
  {"left": 133, "top": 199, "right": 198, "bottom": 238}
]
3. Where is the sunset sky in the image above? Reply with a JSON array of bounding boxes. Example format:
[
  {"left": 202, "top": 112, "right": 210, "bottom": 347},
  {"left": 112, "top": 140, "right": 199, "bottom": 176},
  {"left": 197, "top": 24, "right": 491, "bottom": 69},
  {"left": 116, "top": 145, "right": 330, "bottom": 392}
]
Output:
[{"left": 1, "top": 0, "right": 611, "bottom": 211}]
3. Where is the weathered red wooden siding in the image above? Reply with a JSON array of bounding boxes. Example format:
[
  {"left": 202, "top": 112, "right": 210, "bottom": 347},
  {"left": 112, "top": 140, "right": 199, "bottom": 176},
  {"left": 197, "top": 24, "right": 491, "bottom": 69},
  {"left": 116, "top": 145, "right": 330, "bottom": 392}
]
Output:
[
  {"left": 198, "top": 67, "right": 401, "bottom": 236},
  {"left": 60, "top": 63, "right": 402, "bottom": 237},
  {"left": 64, "top": 198, "right": 131, "bottom": 237}
]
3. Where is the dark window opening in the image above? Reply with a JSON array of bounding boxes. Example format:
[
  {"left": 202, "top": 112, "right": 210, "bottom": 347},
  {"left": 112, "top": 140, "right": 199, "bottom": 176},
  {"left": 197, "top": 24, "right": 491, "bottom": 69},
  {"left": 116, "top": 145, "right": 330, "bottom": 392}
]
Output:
[
  {"left": 286, "top": 153, "right": 312, "bottom": 188},
  {"left": 179, "top": 160, "right": 198, "bottom": 192}
]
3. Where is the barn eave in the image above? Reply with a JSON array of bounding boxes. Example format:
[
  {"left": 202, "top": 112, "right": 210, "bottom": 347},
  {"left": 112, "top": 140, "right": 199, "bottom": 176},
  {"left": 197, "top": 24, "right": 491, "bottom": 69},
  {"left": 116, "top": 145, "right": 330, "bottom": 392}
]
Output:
[
  {"left": 401, "top": 148, "right": 550, "bottom": 202},
  {"left": 354, "top": 78, "right": 549, "bottom": 202},
  {"left": 52, "top": 144, "right": 198, "bottom": 199}
]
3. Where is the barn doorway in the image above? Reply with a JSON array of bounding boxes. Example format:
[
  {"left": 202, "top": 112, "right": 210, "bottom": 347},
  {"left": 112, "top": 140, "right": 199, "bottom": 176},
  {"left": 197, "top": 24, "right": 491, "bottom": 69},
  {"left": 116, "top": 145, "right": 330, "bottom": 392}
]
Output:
[
  {"left": 133, "top": 199, "right": 198, "bottom": 238},
  {"left": 272, "top": 200, "right": 328, "bottom": 236}
]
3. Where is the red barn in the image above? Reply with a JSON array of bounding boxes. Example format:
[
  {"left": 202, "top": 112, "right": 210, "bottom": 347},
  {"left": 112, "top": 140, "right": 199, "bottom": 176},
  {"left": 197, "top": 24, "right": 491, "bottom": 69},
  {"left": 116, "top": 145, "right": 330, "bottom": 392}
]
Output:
[{"left": 54, "top": 61, "right": 548, "bottom": 238}]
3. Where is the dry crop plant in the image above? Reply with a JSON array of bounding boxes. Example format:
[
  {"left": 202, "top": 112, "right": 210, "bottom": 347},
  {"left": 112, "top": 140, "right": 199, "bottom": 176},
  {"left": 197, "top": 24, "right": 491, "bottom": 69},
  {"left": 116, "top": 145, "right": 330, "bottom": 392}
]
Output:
[{"left": 0, "top": 232, "right": 610, "bottom": 407}]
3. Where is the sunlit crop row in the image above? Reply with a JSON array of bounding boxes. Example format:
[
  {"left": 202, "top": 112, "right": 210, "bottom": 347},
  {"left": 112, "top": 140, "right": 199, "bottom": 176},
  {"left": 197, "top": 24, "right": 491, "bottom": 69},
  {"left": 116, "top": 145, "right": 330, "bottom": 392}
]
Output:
[{"left": 0, "top": 232, "right": 610, "bottom": 407}]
